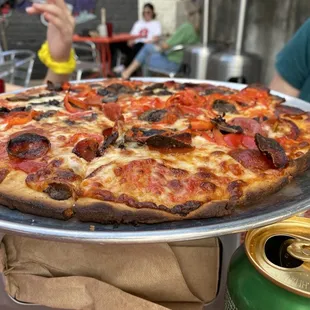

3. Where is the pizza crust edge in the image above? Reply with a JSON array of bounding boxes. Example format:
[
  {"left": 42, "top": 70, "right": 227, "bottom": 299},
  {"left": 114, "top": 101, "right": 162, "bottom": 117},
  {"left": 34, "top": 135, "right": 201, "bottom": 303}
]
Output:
[{"left": 0, "top": 171, "right": 74, "bottom": 220}]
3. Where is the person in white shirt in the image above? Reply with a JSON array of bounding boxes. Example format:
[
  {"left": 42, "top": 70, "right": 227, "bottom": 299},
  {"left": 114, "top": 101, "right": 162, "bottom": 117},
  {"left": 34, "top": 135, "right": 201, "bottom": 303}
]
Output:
[
  {"left": 112, "top": 3, "right": 162, "bottom": 75},
  {"left": 129, "top": 3, "right": 161, "bottom": 46}
]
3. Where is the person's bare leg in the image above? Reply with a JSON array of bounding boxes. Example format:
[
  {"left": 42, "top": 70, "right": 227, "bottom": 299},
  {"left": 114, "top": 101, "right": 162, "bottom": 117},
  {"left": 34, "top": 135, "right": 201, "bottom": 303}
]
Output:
[{"left": 122, "top": 60, "right": 141, "bottom": 79}]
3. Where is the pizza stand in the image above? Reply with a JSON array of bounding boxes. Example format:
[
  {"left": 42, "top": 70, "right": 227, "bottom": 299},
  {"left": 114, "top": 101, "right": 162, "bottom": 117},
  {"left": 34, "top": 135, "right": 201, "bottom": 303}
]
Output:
[{"left": 0, "top": 79, "right": 309, "bottom": 310}]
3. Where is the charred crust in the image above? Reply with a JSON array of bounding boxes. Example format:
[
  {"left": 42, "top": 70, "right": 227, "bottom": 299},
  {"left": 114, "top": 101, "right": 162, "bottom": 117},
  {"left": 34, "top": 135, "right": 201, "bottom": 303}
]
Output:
[
  {"left": 227, "top": 180, "right": 247, "bottom": 201},
  {"left": 74, "top": 198, "right": 233, "bottom": 224}
]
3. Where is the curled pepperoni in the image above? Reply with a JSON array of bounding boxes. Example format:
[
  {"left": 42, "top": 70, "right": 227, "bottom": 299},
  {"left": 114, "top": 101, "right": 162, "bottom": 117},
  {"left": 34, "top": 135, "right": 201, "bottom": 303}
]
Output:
[
  {"left": 255, "top": 134, "right": 288, "bottom": 169},
  {"left": 10, "top": 160, "right": 47, "bottom": 174},
  {"left": 72, "top": 138, "right": 99, "bottom": 162},
  {"left": 7, "top": 133, "right": 50, "bottom": 160},
  {"left": 230, "top": 117, "right": 263, "bottom": 137},
  {"left": 98, "top": 132, "right": 119, "bottom": 155}
]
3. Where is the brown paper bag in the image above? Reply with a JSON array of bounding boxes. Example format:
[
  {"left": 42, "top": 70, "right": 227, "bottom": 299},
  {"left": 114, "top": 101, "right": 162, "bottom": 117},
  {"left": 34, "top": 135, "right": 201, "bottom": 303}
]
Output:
[{"left": 0, "top": 236, "right": 219, "bottom": 310}]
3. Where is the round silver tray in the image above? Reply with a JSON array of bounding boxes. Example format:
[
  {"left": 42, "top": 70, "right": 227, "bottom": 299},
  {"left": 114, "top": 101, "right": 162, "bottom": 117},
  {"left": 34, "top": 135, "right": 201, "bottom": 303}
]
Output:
[{"left": 0, "top": 78, "right": 309, "bottom": 243}]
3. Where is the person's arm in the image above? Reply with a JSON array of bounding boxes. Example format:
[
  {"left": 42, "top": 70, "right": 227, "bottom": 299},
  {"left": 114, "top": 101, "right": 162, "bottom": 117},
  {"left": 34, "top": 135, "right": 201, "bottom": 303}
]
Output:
[
  {"left": 26, "top": 0, "right": 75, "bottom": 84},
  {"left": 5, "top": 83, "right": 23, "bottom": 92},
  {"left": 269, "top": 72, "right": 300, "bottom": 98},
  {"left": 269, "top": 18, "right": 310, "bottom": 97},
  {"left": 163, "top": 23, "right": 193, "bottom": 51},
  {"left": 128, "top": 21, "right": 139, "bottom": 47},
  {"left": 159, "top": 41, "right": 170, "bottom": 51},
  {"left": 146, "top": 35, "right": 160, "bottom": 44}
]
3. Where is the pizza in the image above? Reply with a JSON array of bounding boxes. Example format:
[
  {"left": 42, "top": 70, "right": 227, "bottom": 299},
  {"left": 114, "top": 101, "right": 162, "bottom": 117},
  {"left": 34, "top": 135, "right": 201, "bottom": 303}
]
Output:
[{"left": 0, "top": 79, "right": 308, "bottom": 224}]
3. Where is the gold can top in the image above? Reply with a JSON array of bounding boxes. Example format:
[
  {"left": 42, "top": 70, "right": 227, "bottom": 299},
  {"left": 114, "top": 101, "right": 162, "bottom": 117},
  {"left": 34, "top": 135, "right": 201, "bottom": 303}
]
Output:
[{"left": 245, "top": 216, "right": 310, "bottom": 298}]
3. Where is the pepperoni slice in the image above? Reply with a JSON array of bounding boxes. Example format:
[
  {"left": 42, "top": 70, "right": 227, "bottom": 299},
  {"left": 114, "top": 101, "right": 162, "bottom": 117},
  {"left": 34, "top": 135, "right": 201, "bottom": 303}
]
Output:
[
  {"left": 10, "top": 160, "right": 46, "bottom": 174},
  {"left": 229, "top": 149, "right": 274, "bottom": 170},
  {"left": 72, "top": 138, "right": 99, "bottom": 162},
  {"left": 66, "top": 133, "right": 103, "bottom": 146},
  {"left": 281, "top": 119, "right": 300, "bottom": 140},
  {"left": 264, "top": 118, "right": 300, "bottom": 140},
  {"left": 230, "top": 117, "right": 263, "bottom": 137},
  {"left": 241, "top": 135, "right": 257, "bottom": 150},
  {"left": 7, "top": 133, "right": 50, "bottom": 160},
  {"left": 0, "top": 142, "right": 8, "bottom": 159},
  {"left": 275, "top": 105, "right": 305, "bottom": 116}
]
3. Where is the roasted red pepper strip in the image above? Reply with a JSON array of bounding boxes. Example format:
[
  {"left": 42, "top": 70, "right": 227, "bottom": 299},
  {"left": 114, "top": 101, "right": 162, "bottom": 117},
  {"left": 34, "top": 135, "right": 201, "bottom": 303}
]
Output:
[
  {"left": 190, "top": 119, "right": 214, "bottom": 131},
  {"left": 68, "top": 96, "right": 88, "bottom": 110},
  {"left": 64, "top": 94, "right": 88, "bottom": 113},
  {"left": 5, "top": 110, "right": 38, "bottom": 129},
  {"left": 84, "top": 94, "right": 104, "bottom": 108},
  {"left": 166, "top": 89, "right": 206, "bottom": 107},
  {"left": 64, "top": 93, "right": 80, "bottom": 113},
  {"left": 72, "top": 84, "right": 92, "bottom": 97},
  {"left": 223, "top": 133, "right": 243, "bottom": 148},
  {"left": 213, "top": 129, "right": 227, "bottom": 146}
]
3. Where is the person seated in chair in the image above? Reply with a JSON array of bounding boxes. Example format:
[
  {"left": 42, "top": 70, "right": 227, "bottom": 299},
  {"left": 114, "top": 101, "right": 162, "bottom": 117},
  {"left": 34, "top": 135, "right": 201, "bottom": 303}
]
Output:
[
  {"left": 111, "top": 3, "right": 161, "bottom": 75},
  {"left": 5, "top": 0, "right": 75, "bottom": 92},
  {"left": 121, "top": 9, "right": 200, "bottom": 79}
]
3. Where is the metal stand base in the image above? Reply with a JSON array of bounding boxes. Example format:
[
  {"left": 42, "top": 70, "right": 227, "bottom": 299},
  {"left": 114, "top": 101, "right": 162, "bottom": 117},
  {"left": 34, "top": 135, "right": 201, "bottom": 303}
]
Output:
[{"left": 204, "top": 234, "right": 241, "bottom": 310}]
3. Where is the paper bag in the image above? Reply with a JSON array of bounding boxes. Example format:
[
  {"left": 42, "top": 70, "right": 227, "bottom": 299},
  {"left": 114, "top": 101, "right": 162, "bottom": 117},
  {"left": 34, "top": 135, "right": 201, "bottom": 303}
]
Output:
[{"left": 0, "top": 236, "right": 219, "bottom": 310}]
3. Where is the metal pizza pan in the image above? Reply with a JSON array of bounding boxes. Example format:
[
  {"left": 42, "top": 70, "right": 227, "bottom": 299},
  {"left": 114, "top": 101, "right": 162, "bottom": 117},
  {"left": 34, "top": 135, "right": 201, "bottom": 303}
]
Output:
[{"left": 0, "top": 78, "right": 308, "bottom": 243}]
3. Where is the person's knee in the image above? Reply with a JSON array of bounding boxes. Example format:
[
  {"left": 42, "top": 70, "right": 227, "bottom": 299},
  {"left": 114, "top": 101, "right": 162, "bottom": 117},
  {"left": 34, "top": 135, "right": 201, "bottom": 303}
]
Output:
[{"left": 143, "top": 44, "right": 155, "bottom": 54}]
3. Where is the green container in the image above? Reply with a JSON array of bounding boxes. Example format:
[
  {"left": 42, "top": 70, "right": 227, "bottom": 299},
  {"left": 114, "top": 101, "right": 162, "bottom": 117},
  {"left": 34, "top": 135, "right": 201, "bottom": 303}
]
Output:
[{"left": 225, "top": 217, "right": 310, "bottom": 310}]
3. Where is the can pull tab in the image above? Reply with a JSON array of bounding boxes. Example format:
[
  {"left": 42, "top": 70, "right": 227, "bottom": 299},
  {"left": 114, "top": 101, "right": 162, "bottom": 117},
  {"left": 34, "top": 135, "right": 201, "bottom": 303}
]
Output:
[{"left": 287, "top": 240, "right": 310, "bottom": 262}]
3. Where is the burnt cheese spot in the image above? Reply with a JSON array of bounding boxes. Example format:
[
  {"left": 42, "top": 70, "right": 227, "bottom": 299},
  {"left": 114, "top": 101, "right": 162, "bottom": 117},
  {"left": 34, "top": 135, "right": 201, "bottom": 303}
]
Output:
[{"left": 44, "top": 183, "right": 72, "bottom": 200}]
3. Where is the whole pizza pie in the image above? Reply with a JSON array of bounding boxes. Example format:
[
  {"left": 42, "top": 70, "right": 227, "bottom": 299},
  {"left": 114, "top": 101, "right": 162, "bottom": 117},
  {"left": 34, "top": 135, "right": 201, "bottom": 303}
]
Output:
[{"left": 0, "top": 79, "right": 308, "bottom": 224}]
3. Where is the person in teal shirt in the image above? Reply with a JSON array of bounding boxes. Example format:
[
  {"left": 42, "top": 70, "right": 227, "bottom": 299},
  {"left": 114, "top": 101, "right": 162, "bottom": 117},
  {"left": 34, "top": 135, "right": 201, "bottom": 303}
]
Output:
[
  {"left": 270, "top": 18, "right": 310, "bottom": 102},
  {"left": 121, "top": 12, "right": 200, "bottom": 79}
]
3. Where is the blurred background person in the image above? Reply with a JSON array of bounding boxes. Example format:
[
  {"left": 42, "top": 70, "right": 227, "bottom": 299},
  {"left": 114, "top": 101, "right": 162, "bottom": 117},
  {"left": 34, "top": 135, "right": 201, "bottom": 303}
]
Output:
[
  {"left": 269, "top": 18, "right": 310, "bottom": 102},
  {"left": 121, "top": 7, "right": 200, "bottom": 79},
  {"left": 112, "top": 2, "right": 161, "bottom": 75}
]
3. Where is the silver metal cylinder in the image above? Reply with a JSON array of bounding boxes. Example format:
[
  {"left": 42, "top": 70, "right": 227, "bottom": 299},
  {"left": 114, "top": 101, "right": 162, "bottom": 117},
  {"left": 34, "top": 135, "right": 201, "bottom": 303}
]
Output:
[
  {"left": 207, "top": 51, "right": 262, "bottom": 84},
  {"left": 235, "top": 0, "right": 248, "bottom": 55},
  {"left": 182, "top": 44, "right": 218, "bottom": 79},
  {"left": 202, "top": 0, "right": 210, "bottom": 46}
]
